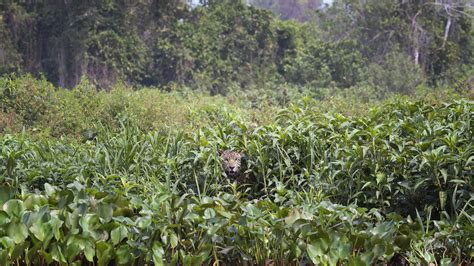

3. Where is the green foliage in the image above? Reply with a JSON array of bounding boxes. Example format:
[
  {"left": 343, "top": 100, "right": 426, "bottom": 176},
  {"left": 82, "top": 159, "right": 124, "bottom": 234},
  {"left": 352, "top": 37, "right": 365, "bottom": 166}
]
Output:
[
  {"left": 152, "top": 1, "right": 278, "bottom": 92},
  {"left": 285, "top": 37, "right": 365, "bottom": 88},
  {"left": 0, "top": 75, "right": 260, "bottom": 138},
  {"left": 0, "top": 75, "right": 54, "bottom": 128},
  {"left": 319, "top": 0, "right": 474, "bottom": 86},
  {"left": 0, "top": 18, "right": 21, "bottom": 74},
  {"left": 2, "top": 0, "right": 471, "bottom": 93},
  {"left": 0, "top": 1, "right": 472, "bottom": 263},
  {"left": 366, "top": 50, "right": 426, "bottom": 93},
  {"left": 86, "top": 30, "right": 148, "bottom": 86},
  {"left": 0, "top": 95, "right": 472, "bottom": 264},
  {"left": 1, "top": 75, "right": 471, "bottom": 139}
]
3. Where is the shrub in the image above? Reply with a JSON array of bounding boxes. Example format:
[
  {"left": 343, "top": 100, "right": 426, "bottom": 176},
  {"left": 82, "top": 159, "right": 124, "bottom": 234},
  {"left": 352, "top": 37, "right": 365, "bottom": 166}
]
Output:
[{"left": 0, "top": 74, "right": 55, "bottom": 127}]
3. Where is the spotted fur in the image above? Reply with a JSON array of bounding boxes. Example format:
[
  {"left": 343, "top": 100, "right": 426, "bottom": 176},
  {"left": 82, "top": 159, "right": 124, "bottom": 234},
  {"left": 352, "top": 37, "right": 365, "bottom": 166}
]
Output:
[{"left": 220, "top": 150, "right": 247, "bottom": 182}]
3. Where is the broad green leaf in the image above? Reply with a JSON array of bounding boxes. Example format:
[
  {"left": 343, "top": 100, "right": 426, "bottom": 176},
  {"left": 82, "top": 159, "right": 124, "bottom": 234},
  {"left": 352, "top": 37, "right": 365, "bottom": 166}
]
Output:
[
  {"left": 349, "top": 256, "right": 368, "bottom": 266},
  {"left": 0, "top": 236, "right": 15, "bottom": 255},
  {"left": 84, "top": 241, "right": 95, "bottom": 262},
  {"left": 440, "top": 258, "right": 452, "bottom": 266},
  {"left": 285, "top": 208, "right": 301, "bottom": 225},
  {"left": 116, "top": 245, "right": 132, "bottom": 264},
  {"left": 152, "top": 242, "right": 164, "bottom": 266},
  {"left": 313, "top": 233, "right": 330, "bottom": 253},
  {"left": 204, "top": 208, "right": 216, "bottom": 219},
  {"left": 170, "top": 232, "right": 178, "bottom": 249},
  {"left": 306, "top": 243, "right": 320, "bottom": 264},
  {"left": 111, "top": 225, "right": 127, "bottom": 245},
  {"left": 11, "top": 240, "right": 27, "bottom": 259},
  {"left": 25, "top": 245, "right": 40, "bottom": 265},
  {"left": 44, "top": 183, "right": 56, "bottom": 196},
  {"left": 24, "top": 195, "right": 48, "bottom": 210},
  {"left": 191, "top": 254, "right": 205, "bottom": 265},
  {"left": 29, "top": 218, "right": 49, "bottom": 241},
  {"left": 58, "top": 190, "right": 74, "bottom": 209},
  {"left": 98, "top": 203, "right": 113, "bottom": 223},
  {"left": 50, "top": 243, "right": 67, "bottom": 263},
  {"left": 79, "top": 213, "right": 99, "bottom": 235},
  {"left": 7, "top": 222, "right": 28, "bottom": 244},
  {"left": 180, "top": 250, "right": 191, "bottom": 266},
  {"left": 65, "top": 211, "right": 80, "bottom": 230},
  {"left": 242, "top": 204, "right": 262, "bottom": 217},
  {"left": 3, "top": 199, "right": 24, "bottom": 218},
  {"left": 49, "top": 215, "right": 64, "bottom": 240},
  {"left": 96, "top": 241, "right": 113, "bottom": 266},
  {"left": 0, "top": 250, "right": 9, "bottom": 266},
  {"left": 208, "top": 224, "right": 222, "bottom": 236},
  {"left": 0, "top": 211, "right": 10, "bottom": 226},
  {"left": 65, "top": 241, "right": 81, "bottom": 262},
  {"left": 171, "top": 251, "right": 179, "bottom": 265},
  {"left": 215, "top": 209, "right": 233, "bottom": 219},
  {"left": 372, "top": 243, "right": 385, "bottom": 258},
  {"left": 136, "top": 216, "right": 151, "bottom": 229}
]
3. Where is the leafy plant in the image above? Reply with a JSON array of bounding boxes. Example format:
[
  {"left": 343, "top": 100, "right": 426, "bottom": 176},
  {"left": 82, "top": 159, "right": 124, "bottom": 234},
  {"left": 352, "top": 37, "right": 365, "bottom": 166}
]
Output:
[{"left": 0, "top": 98, "right": 472, "bottom": 264}]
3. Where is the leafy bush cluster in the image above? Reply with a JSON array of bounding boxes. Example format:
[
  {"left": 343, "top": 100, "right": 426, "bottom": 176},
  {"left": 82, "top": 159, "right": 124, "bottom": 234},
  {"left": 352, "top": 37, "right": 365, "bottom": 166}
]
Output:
[
  {"left": 0, "top": 75, "right": 263, "bottom": 139},
  {"left": 1, "top": 75, "right": 470, "bottom": 140},
  {"left": 0, "top": 99, "right": 472, "bottom": 264}
]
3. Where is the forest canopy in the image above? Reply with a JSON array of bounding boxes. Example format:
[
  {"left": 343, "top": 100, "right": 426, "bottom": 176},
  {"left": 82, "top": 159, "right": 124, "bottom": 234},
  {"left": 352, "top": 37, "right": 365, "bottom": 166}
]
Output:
[{"left": 0, "top": 0, "right": 472, "bottom": 93}]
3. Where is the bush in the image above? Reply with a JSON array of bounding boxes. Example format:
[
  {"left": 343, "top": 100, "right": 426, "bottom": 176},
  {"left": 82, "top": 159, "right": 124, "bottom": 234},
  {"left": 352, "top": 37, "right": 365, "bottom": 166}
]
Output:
[
  {"left": 0, "top": 75, "right": 55, "bottom": 128},
  {"left": 0, "top": 75, "right": 470, "bottom": 139}
]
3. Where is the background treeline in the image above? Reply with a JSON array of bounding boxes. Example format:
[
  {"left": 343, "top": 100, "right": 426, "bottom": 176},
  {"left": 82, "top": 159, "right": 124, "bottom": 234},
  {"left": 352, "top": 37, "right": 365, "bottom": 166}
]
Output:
[
  {"left": 0, "top": 0, "right": 473, "bottom": 93},
  {"left": 250, "top": 0, "right": 323, "bottom": 21}
]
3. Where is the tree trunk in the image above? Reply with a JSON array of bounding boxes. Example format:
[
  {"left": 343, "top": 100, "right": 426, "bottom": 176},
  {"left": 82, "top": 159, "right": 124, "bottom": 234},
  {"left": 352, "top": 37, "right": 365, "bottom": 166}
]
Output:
[
  {"left": 411, "top": 10, "right": 423, "bottom": 65},
  {"left": 442, "top": 0, "right": 453, "bottom": 49}
]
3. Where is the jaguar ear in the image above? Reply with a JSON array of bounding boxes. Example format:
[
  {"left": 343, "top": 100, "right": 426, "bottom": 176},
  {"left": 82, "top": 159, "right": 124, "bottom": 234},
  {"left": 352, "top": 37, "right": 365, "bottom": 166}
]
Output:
[{"left": 240, "top": 151, "right": 247, "bottom": 160}]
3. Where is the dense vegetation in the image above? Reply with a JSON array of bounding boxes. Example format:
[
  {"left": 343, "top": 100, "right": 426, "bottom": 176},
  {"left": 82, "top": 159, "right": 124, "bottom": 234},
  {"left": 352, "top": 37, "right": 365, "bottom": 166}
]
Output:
[
  {"left": 0, "top": 76, "right": 472, "bottom": 264},
  {"left": 1, "top": 0, "right": 473, "bottom": 265},
  {"left": 1, "top": 0, "right": 473, "bottom": 92},
  {"left": 1, "top": 75, "right": 470, "bottom": 140},
  {"left": 0, "top": 94, "right": 472, "bottom": 264}
]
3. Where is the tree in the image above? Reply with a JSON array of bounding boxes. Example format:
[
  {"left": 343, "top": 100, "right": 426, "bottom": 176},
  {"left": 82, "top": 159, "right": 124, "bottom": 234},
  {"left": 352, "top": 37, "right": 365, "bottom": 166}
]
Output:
[{"left": 317, "top": 0, "right": 473, "bottom": 84}]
